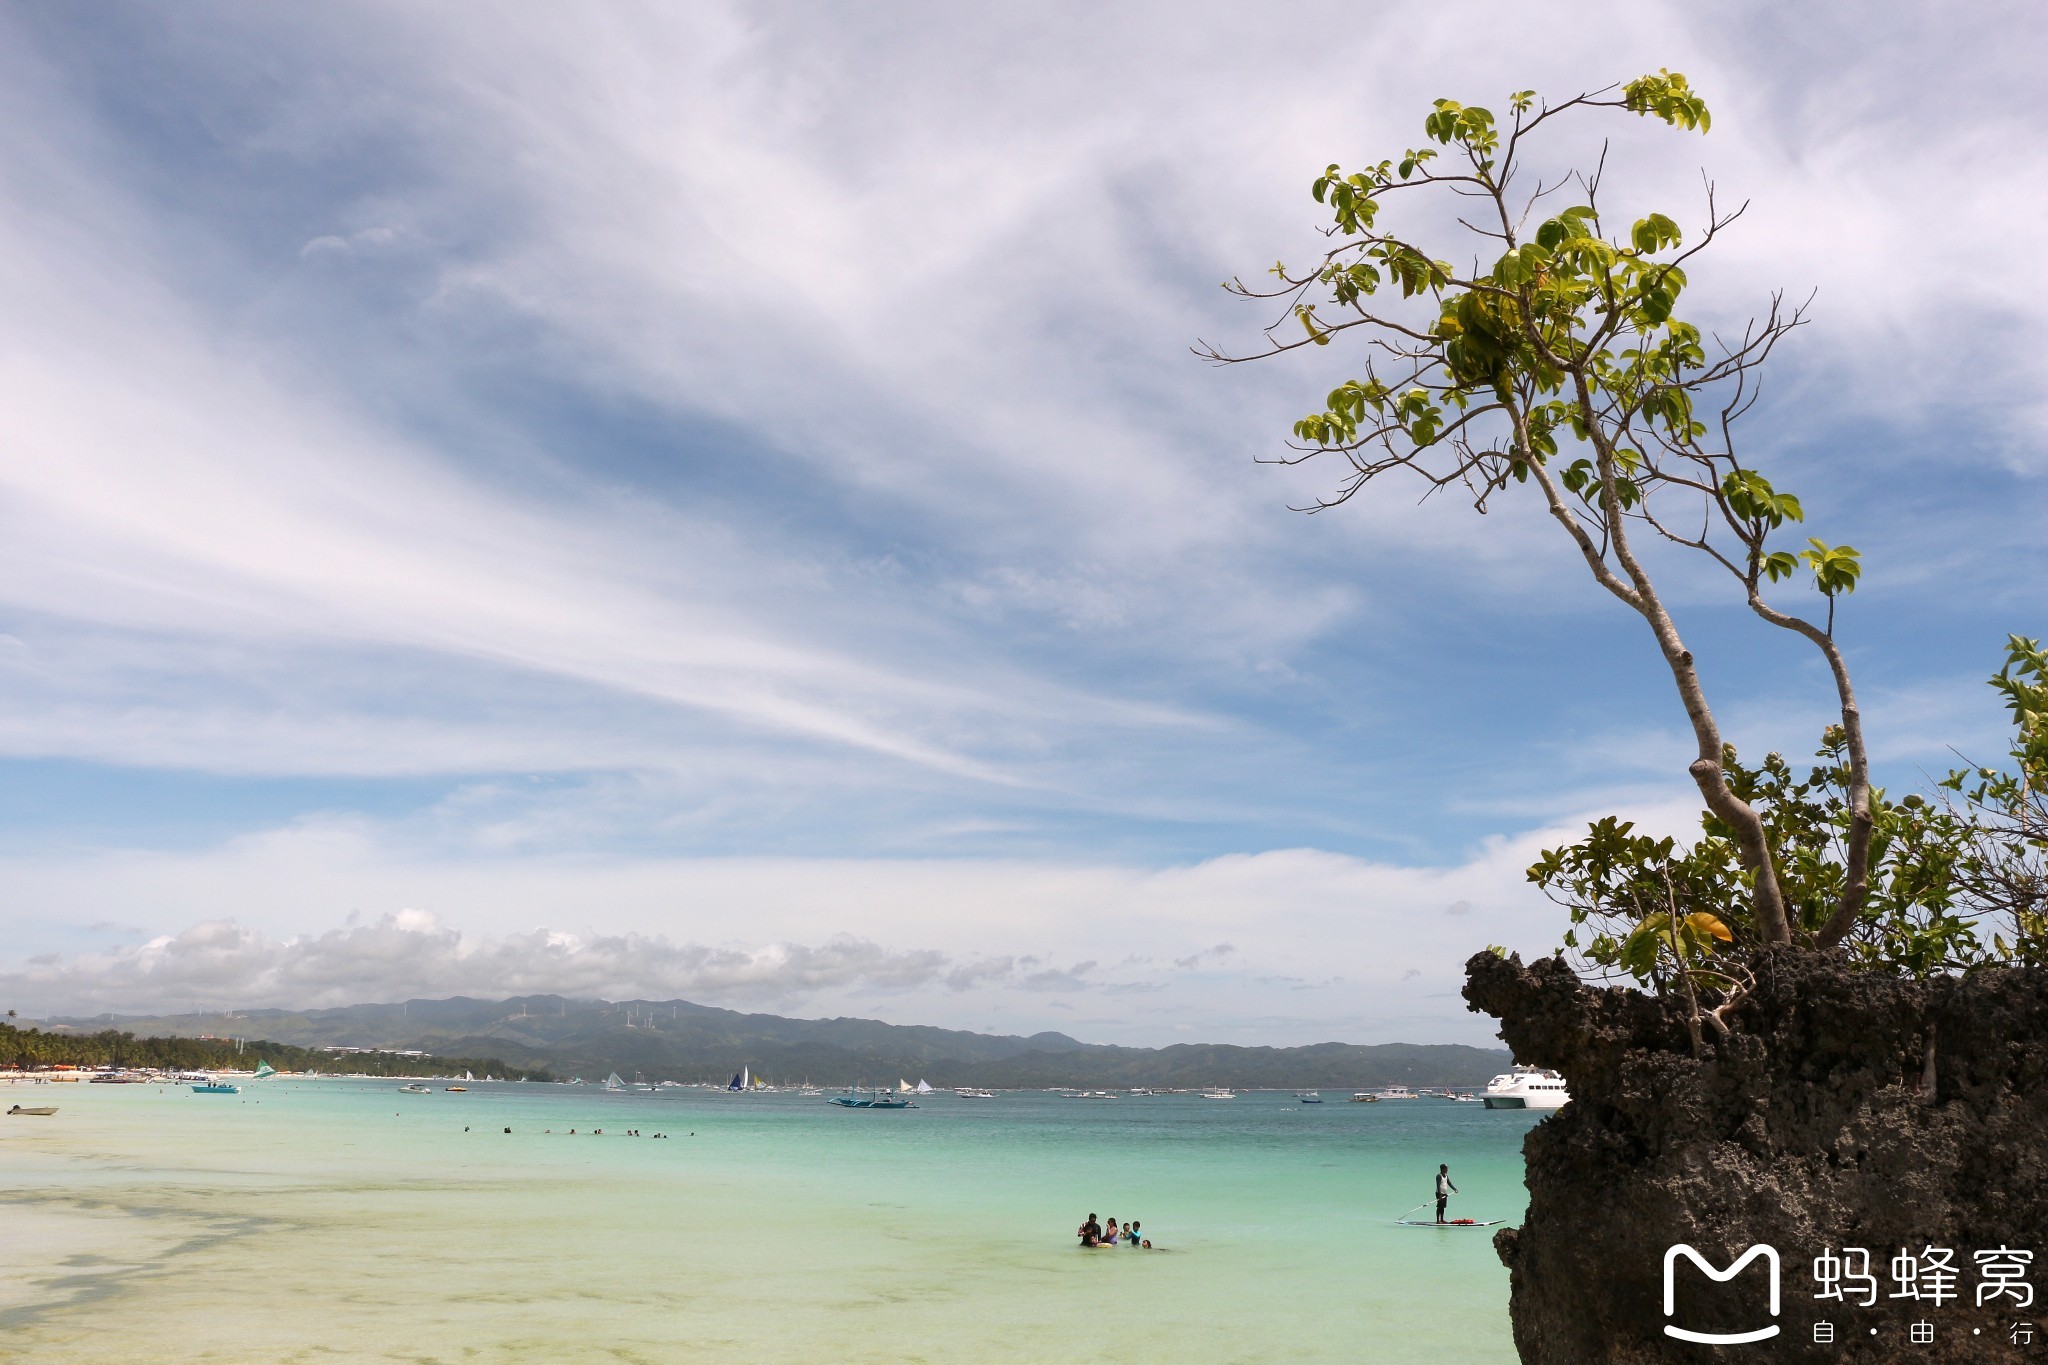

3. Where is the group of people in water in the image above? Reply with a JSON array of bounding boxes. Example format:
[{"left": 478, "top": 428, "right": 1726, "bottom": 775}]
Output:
[
  {"left": 1073, "top": 1164, "right": 1463, "bottom": 1249},
  {"left": 1076, "top": 1213, "right": 1150, "bottom": 1249}
]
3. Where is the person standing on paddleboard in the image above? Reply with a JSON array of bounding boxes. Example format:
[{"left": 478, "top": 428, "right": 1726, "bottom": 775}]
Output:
[{"left": 1435, "top": 1164, "right": 1459, "bottom": 1223}]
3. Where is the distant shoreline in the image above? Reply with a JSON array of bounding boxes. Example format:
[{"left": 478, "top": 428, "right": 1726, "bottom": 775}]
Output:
[{"left": 14, "top": 992, "right": 1511, "bottom": 1089}]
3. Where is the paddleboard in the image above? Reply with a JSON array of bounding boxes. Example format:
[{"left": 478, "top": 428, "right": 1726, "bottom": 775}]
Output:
[{"left": 1396, "top": 1218, "right": 1505, "bottom": 1227}]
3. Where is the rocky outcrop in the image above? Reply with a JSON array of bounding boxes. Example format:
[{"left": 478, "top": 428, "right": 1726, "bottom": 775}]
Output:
[{"left": 1464, "top": 949, "right": 2048, "bottom": 1362}]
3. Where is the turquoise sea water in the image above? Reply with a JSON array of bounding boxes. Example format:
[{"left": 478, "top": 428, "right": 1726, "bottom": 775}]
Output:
[{"left": 0, "top": 1081, "right": 1538, "bottom": 1363}]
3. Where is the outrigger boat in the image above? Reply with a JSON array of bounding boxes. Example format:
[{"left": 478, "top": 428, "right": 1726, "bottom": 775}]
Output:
[{"left": 827, "top": 1086, "right": 915, "bottom": 1109}]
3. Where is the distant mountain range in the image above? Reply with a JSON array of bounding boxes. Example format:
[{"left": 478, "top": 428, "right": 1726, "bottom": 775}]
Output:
[{"left": 43, "top": 995, "right": 1512, "bottom": 1089}]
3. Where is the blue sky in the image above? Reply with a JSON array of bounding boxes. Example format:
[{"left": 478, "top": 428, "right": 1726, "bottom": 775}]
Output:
[{"left": 1, "top": 3, "right": 2042, "bottom": 1044}]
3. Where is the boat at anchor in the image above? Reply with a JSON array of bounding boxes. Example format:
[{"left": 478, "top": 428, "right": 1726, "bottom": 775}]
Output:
[
  {"left": 1481, "top": 1065, "right": 1570, "bottom": 1110},
  {"left": 828, "top": 1086, "right": 915, "bottom": 1109}
]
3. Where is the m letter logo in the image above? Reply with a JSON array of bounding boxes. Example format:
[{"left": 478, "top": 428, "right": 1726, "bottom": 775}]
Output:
[{"left": 1662, "top": 1244, "right": 1781, "bottom": 1344}]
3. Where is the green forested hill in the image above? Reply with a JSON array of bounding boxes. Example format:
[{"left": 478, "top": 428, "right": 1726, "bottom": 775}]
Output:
[{"left": 34, "top": 996, "right": 1510, "bottom": 1088}]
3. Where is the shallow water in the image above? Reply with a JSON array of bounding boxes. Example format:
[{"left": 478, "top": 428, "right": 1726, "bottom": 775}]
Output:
[{"left": 0, "top": 1081, "right": 1538, "bottom": 1363}]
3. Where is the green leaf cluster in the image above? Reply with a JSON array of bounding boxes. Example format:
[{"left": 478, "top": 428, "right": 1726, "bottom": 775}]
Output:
[
  {"left": 1621, "top": 70, "right": 1712, "bottom": 132},
  {"left": 1537, "top": 732, "right": 1984, "bottom": 987}
]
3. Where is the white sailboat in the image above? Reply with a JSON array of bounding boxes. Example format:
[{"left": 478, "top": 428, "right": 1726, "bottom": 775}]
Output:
[
  {"left": 603, "top": 1072, "right": 625, "bottom": 1091},
  {"left": 897, "top": 1079, "right": 913, "bottom": 1093},
  {"left": 914, "top": 1079, "right": 934, "bottom": 1094}
]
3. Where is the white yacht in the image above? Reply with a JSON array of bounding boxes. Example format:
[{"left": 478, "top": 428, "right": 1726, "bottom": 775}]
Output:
[{"left": 1482, "top": 1066, "right": 1570, "bottom": 1110}]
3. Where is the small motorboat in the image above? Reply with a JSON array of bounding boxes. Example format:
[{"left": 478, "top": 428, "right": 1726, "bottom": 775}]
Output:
[
  {"left": 1201, "top": 1089, "right": 1235, "bottom": 1100},
  {"left": 191, "top": 1081, "right": 240, "bottom": 1094},
  {"left": 1298, "top": 1091, "right": 1324, "bottom": 1104},
  {"left": 398, "top": 1083, "right": 432, "bottom": 1095},
  {"left": 8, "top": 1105, "right": 59, "bottom": 1116},
  {"left": 444, "top": 1086, "right": 468, "bottom": 1092}
]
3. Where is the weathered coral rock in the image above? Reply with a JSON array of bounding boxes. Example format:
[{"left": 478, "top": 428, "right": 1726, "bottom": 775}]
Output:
[{"left": 1464, "top": 949, "right": 2048, "bottom": 1362}]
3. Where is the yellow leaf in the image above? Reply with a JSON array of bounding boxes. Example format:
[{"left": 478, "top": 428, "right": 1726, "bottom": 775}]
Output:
[{"left": 1685, "top": 912, "right": 1734, "bottom": 943}]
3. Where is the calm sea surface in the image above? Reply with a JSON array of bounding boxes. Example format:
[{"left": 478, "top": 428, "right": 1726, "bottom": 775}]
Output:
[{"left": 0, "top": 1080, "right": 1539, "bottom": 1363}]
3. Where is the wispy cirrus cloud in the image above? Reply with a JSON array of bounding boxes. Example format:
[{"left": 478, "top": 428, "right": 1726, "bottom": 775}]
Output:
[{"left": 0, "top": 3, "right": 2042, "bottom": 1047}]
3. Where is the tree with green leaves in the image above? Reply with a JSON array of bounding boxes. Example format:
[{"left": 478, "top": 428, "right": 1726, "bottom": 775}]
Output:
[
  {"left": 0, "top": 1021, "right": 546, "bottom": 1079},
  {"left": 1202, "top": 72, "right": 1878, "bottom": 967},
  {"left": 1942, "top": 635, "right": 2048, "bottom": 958},
  {"left": 1526, "top": 638, "right": 2043, "bottom": 1054}
]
